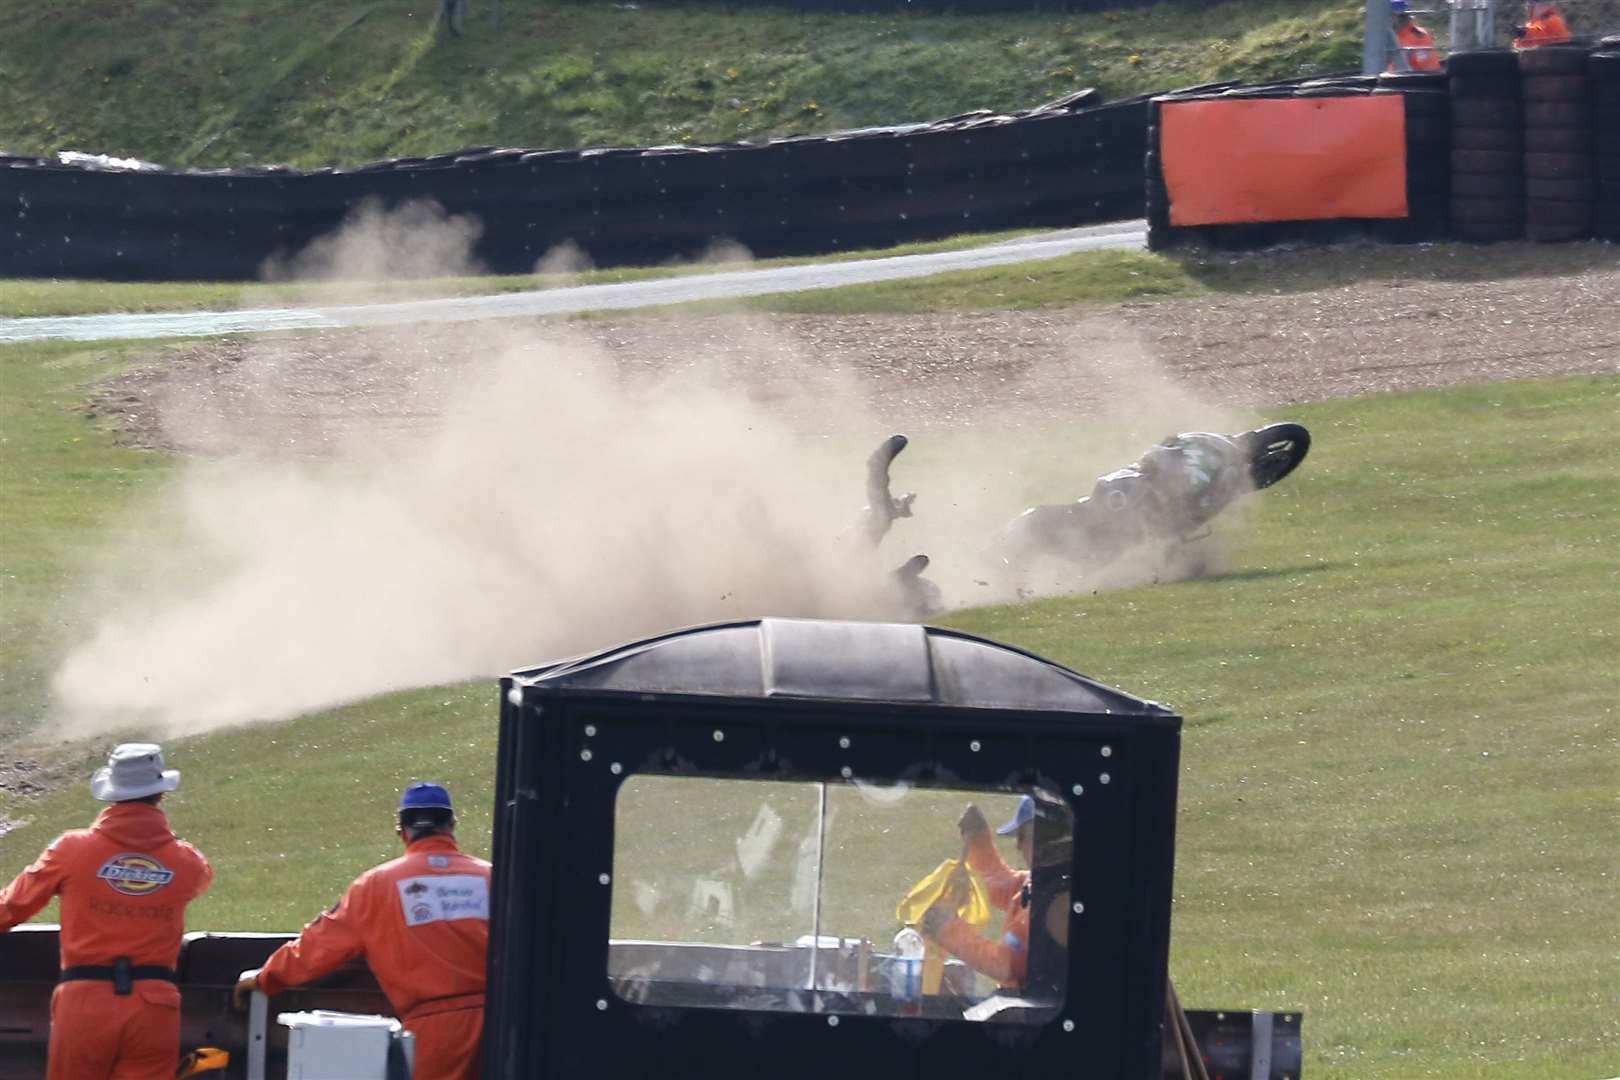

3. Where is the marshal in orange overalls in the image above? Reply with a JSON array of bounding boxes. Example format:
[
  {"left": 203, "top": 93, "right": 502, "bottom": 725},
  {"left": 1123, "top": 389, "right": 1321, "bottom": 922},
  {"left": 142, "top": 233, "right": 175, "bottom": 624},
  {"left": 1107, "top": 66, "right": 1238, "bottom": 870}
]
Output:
[
  {"left": 931, "top": 825, "right": 1032, "bottom": 987},
  {"left": 1, "top": 799, "right": 213, "bottom": 1080},
  {"left": 1515, "top": 3, "right": 1572, "bottom": 47},
  {"left": 253, "top": 832, "right": 492, "bottom": 1080}
]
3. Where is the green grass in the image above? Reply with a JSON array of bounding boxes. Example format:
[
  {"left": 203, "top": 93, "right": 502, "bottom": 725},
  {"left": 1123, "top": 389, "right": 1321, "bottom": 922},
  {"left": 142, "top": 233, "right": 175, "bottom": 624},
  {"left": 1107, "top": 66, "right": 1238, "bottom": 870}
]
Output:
[
  {"left": 11, "top": 240, "right": 1613, "bottom": 321},
  {"left": 0, "top": 0, "right": 1361, "bottom": 169},
  {"left": 1, "top": 327, "right": 1615, "bottom": 1076}
]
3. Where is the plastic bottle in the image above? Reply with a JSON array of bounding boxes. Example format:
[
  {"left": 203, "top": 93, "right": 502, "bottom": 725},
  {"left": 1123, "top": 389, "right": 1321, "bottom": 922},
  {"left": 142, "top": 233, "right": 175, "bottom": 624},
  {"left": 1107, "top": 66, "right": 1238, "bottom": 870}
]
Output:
[{"left": 891, "top": 927, "right": 924, "bottom": 1004}]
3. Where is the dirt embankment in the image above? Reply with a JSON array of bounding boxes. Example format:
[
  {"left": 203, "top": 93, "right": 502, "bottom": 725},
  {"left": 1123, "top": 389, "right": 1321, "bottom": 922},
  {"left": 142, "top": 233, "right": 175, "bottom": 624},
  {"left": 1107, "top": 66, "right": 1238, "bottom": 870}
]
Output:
[{"left": 87, "top": 266, "right": 1618, "bottom": 454}]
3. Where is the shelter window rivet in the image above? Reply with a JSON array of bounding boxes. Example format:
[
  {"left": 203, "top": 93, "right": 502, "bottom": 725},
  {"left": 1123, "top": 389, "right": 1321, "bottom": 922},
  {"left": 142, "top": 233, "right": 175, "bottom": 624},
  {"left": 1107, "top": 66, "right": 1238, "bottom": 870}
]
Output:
[
  {"left": 713, "top": 730, "right": 725, "bottom": 743},
  {"left": 1072, "top": 901, "right": 1085, "bottom": 915},
  {"left": 1072, "top": 784, "right": 1085, "bottom": 797},
  {"left": 580, "top": 749, "right": 593, "bottom": 762},
  {"left": 506, "top": 687, "right": 523, "bottom": 707},
  {"left": 585, "top": 724, "right": 597, "bottom": 737},
  {"left": 827, "top": 1015, "right": 839, "bottom": 1027},
  {"left": 1100, "top": 772, "right": 1111, "bottom": 785},
  {"left": 1063, "top": 1019, "right": 1076, "bottom": 1033},
  {"left": 838, "top": 736, "right": 851, "bottom": 749},
  {"left": 840, "top": 766, "right": 853, "bottom": 779},
  {"left": 598, "top": 873, "right": 611, "bottom": 885},
  {"left": 610, "top": 762, "right": 623, "bottom": 775},
  {"left": 596, "top": 999, "right": 608, "bottom": 1012},
  {"left": 1101, "top": 745, "right": 1113, "bottom": 758},
  {"left": 969, "top": 739, "right": 982, "bottom": 753}
]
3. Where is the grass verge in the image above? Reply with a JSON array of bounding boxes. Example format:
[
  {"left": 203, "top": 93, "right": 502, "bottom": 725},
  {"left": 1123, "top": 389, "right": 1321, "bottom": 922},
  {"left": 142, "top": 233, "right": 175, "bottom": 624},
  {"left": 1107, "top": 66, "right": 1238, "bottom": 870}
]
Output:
[
  {"left": 0, "top": 0, "right": 1360, "bottom": 169},
  {"left": 0, "top": 228, "right": 1050, "bottom": 319},
  {"left": 1, "top": 345, "right": 1615, "bottom": 1077}
]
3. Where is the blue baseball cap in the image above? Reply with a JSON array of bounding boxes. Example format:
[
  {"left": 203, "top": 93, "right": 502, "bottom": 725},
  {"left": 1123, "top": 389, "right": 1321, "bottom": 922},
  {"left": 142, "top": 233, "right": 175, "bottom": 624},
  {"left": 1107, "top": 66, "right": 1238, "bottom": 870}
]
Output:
[
  {"left": 996, "top": 795, "right": 1035, "bottom": 835},
  {"left": 1389, "top": 0, "right": 1409, "bottom": 10},
  {"left": 399, "top": 782, "right": 453, "bottom": 812}
]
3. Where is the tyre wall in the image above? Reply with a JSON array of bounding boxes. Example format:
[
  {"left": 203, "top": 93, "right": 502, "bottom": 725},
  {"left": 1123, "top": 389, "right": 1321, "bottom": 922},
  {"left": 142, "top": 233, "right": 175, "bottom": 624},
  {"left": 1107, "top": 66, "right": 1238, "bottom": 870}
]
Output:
[
  {"left": 0, "top": 923, "right": 1296, "bottom": 1080},
  {"left": 1148, "top": 45, "right": 1619, "bottom": 250},
  {"left": 0, "top": 94, "right": 1151, "bottom": 282}
]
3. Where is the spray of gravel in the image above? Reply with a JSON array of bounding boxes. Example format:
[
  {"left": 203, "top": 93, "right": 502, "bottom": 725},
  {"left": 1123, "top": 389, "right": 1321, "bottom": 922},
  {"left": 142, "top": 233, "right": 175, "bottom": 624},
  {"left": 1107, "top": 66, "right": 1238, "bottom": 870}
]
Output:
[{"left": 46, "top": 205, "right": 1256, "bottom": 739}]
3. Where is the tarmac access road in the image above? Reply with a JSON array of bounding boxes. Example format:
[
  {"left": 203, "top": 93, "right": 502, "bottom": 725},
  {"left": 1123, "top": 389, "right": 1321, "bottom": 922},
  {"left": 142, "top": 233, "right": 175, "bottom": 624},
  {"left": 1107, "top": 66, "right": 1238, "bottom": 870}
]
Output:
[{"left": 0, "top": 221, "right": 1146, "bottom": 344}]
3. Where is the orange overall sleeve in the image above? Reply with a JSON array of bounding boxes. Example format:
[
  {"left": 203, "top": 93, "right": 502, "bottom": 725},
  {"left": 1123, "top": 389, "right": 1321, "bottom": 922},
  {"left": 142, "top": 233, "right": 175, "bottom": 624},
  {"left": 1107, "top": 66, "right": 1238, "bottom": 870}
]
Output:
[
  {"left": 256, "top": 875, "right": 370, "bottom": 996},
  {"left": 0, "top": 836, "right": 72, "bottom": 931},
  {"left": 962, "top": 828, "right": 1021, "bottom": 911},
  {"left": 933, "top": 913, "right": 1017, "bottom": 990}
]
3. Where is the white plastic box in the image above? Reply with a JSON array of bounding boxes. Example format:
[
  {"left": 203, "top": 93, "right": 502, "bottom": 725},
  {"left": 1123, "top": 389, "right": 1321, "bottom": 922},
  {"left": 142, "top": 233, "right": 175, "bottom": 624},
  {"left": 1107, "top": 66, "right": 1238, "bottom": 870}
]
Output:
[{"left": 277, "top": 1010, "right": 415, "bottom": 1080}]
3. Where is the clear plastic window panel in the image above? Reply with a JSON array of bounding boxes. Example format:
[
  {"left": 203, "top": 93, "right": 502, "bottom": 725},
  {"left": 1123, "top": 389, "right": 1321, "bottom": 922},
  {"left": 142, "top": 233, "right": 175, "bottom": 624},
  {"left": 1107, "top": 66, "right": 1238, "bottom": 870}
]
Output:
[{"left": 609, "top": 775, "right": 1072, "bottom": 1023}]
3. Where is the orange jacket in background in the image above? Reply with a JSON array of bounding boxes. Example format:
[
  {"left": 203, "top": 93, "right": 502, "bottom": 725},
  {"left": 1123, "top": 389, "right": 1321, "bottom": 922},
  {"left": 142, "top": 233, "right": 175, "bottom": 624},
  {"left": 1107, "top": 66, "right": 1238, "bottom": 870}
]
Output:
[
  {"left": 0, "top": 801, "right": 213, "bottom": 965},
  {"left": 257, "top": 834, "right": 492, "bottom": 1080},
  {"left": 933, "top": 826, "right": 1031, "bottom": 988},
  {"left": 1394, "top": 23, "right": 1443, "bottom": 71},
  {"left": 1515, "top": 9, "right": 1572, "bottom": 47},
  {"left": 0, "top": 802, "right": 212, "bottom": 1080}
]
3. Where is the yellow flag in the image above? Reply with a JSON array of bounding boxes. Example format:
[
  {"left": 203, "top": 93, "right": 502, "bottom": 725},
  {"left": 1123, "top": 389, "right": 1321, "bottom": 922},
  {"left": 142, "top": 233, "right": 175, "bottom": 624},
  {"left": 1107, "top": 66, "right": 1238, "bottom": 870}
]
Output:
[{"left": 894, "top": 858, "right": 992, "bottom": 929}]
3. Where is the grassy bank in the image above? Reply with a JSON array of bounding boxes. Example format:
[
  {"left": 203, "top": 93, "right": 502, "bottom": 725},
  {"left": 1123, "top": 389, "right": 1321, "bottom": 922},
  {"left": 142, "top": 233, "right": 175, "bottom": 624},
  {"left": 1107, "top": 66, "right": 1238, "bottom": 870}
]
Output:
[
  {"left": 0, "top": 0, "right": 1360, "bottom": 169},
  {"left": 1, "top": 348, "right": 1615, "bottom": 1076}
]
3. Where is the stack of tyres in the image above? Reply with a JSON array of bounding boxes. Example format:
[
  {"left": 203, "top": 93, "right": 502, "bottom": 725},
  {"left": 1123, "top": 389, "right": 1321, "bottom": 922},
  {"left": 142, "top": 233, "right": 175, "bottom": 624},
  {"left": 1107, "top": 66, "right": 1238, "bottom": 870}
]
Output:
[
  {"left": 1373, "top": 71, "right": 1450, "bottom": 241},
  {"left": 1449, "top": 50, "right": 1525, "bottom": 241},
  {"left": 1519, "top": 45, "right": 1596, "bottom": 241},
  {"left": 1144, "top": 98, "right": 1174, "bottom": 250},
  {"left": 1593, "top": 50, "right": 1620, "bottom": 241}
]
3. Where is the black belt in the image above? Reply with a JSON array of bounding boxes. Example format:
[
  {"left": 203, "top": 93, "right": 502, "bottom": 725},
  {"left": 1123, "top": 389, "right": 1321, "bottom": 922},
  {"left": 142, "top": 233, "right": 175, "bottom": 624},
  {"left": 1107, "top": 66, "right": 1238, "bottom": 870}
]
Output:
[{"left": 60, "top": 959, "right": 177, "bottom": 995}]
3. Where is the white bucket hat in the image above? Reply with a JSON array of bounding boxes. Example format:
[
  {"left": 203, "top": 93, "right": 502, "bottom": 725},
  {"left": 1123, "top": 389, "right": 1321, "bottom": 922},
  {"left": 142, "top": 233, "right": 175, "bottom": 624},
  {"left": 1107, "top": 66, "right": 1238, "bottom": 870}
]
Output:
[{"left": 90, "top": 743, "right": 181, "bottom": 802}]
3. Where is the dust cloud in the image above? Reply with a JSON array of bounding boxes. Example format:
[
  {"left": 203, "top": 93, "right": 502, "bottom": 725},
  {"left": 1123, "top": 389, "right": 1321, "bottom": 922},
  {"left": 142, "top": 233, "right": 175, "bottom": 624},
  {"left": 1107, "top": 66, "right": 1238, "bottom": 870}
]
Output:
[{"left": 47, "top": 203, "right": 1255, "bottom": 739}]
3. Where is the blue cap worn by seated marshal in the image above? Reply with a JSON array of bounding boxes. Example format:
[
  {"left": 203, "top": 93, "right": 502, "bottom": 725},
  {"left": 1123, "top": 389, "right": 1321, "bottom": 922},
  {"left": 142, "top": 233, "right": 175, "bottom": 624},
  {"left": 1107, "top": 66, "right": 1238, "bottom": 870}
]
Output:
[
  {"left": 996, "top": 795, "right": 1035, "bottom": 835},
  {"left": 399, "top": 782, "right": 454, "bottom": 812},
  {"left": 1390, "top": 0, "right": 1409, "bottom": 11}
]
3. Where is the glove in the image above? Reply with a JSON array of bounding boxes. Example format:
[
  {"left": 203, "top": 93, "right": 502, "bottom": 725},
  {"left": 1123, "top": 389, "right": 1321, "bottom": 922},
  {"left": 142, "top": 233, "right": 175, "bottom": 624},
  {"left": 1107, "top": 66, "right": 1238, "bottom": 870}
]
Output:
[
  {"left": 957, "top": 804, "right": 989, "bottom": 836},
  {"left": 231, "top": 968, "right": 261, "bottom": 1011},
  {"left": 919, "top": 905, "right": 952, "bottom": 939}
]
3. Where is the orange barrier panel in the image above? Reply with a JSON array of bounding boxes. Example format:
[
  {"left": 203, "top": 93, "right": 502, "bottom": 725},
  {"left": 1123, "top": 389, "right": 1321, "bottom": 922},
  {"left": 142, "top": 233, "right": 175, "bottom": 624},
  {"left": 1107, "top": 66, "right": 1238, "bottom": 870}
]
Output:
[{"left": 1161, "top": 96, "right": 1407, "bottom": 226}]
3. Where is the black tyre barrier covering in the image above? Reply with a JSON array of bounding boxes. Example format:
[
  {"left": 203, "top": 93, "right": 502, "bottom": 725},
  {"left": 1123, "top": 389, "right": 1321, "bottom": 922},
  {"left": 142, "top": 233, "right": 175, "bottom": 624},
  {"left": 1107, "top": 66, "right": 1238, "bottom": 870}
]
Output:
[
  {"left": 1452, "top": 171, "right": 1526, "bottom": 197},
  {"left": 1448, "top": 49, "right": 1523, "bottom": 78},
  {"left": 1, "top": 88, "right": 1157, "bottom": 281},
  {"left": 1452, "top": 97, "right": 1525, "bottom": 126},
  {"left": 1526, "top": 151, "right": 1595, "bottom": 179},
  {"left": 1453, "top": 124, "right": 1525, "bottom": 151},
  {"left": 1452, "top": 196, "right": 1525, "bottom": 223},
  {"left": 1450, "top": 75, "right": 1523, "bottom": 99},
  {"left": 1518, "top": 44, "right": 1594, "bottom": 74},
  {"left": 1522, "top": 74, "right": 1590, "bottom": 101},
  {"left": 1453, "top": 148, "right": 1523, "bottom": 173},
  {"left": 1523, "top": 101, "right": 1594, "bottom": 126},
  {"left": 1528, "top": 176, "right": 1596, "bottom": 200},
  {"left": 1526, "top": 128, "right": 1595, "bottom": 152}
]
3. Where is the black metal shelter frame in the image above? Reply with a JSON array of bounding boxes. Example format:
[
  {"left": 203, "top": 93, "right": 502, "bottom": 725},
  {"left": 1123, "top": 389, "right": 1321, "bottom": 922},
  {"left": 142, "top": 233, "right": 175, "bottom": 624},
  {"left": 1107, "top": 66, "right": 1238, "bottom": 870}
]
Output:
[{"left": 484, "top": 618, "right": 1183, "bottom": 1079}]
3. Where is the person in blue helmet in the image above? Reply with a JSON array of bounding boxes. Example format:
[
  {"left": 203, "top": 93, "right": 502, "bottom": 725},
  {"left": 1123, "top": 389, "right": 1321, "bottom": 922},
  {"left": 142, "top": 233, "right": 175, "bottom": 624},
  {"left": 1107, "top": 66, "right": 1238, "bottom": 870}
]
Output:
[
  {"left": 917, "top": 796, "right": 1038, "bottom": 989},
  {"left": 1390, "top": 0, "right": 1443, "bottom": 71},
  {"left": 234, "top": 783, "right": 490, "bottom": 1080}
]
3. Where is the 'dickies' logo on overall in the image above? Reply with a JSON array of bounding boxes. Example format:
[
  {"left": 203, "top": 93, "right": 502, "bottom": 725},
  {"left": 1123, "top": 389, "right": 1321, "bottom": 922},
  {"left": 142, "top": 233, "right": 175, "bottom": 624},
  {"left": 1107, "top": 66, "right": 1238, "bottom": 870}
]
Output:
[{"left": 96, "top": 853, "right": 175, "bottom": 896}]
